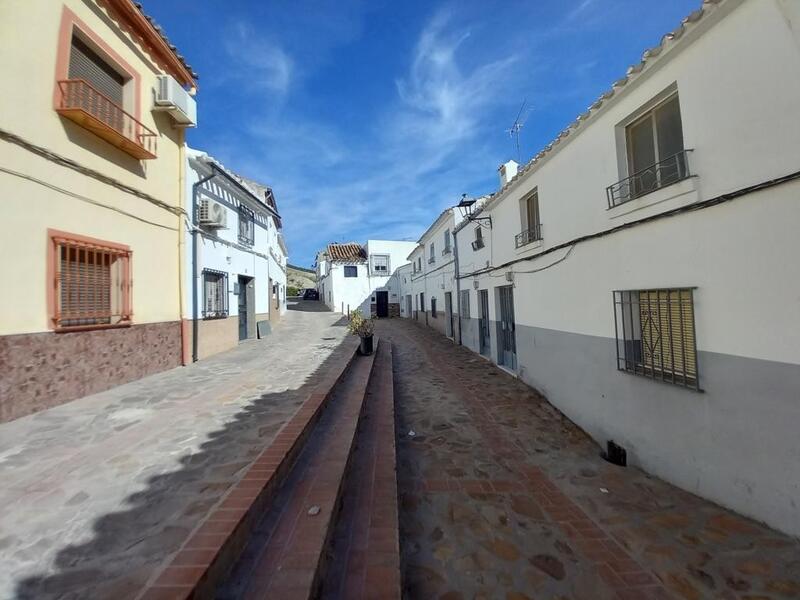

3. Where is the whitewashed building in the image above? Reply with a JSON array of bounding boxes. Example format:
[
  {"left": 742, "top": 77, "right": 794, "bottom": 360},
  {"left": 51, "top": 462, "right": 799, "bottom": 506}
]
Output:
[
  {"left": 414, "top": 0, "right": 800, "bottom": 536},
  {"left": 402, "top": 206, "right": 469, "bottom": 340},
  {"left": 316, "top": 240, "right": 417, "bottom": 317},
  {"left": 184, "top": 148, "right": 287, "bottom": 360}
]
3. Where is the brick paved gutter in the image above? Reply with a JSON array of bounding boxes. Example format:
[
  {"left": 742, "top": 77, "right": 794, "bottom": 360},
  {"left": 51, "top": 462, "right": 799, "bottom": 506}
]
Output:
[{"left": 140, "top": 337, "right": 359, "bottom": 599}]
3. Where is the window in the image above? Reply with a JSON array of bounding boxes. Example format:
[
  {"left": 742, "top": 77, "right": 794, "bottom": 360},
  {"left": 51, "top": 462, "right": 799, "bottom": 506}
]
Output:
[
  {"left": 371, "top": 254, "right": 390, "bottom": 275},
  {"left": 344, "top": 265, "right": 358, "bottom": 277},
  {"left": 202, "top": 269, "right": 228, "bottom": 318},
  {"left": 460, "top": 290, "right": 470, "bottom": 318},
  {"left": 613, "top": 288, "right": 699, "bottom": 390},
  {"left": 429, "top": 243, "right": 435, "bottom": 264},
  {"left": 238, "top": 205, "right": 255, "bottom": 245},
  {"left": 49, "top": 231, "right": 131, "bottom": 330},
  {"left": 608, "top": 94, "right": 689, "bottom": 207},
  {"left": 516, "top": 188, "right": 541, "bottom": 248},
  {"left": 69, "top": 36, "right": 125, "bottom": 107},
  {"left": 418, "top": 257, "right": 422, "bottom": 272},
  {"left": 431, "top": 297, "right": 437, "bottom": 318},
  {"left": 443, "top": 229, "right": 451, "bottom": 254},
  {"left": 471, "top": 226, "right": 484, "bottom": 251}
]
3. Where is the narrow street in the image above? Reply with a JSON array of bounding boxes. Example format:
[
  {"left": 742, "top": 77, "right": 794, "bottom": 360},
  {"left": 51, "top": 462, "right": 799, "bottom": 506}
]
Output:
[
  {"left": 0, "top": 301, "right": 349, "bottom": 600},
  {"left": 376, "top": 319, "right": 800, "bottom": 600}
]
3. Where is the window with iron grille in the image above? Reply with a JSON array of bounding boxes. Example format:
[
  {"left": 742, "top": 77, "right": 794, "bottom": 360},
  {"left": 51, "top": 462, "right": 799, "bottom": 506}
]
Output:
[
  {"left": 431, "top": 297, "right": 437, "bottom": 318},
  {"left": 202, "top": 269, "right": 228, "bottom": 318},
  {"left": 344, "top": 265, "right": 358, "bottom": 277},
  {"left": 460, "top": 290, "right": 470, "bottom": 318},
  {"left": 607, "top": 94, "right": 689, "bottom": 207},
  {"left": 472, "top": 226, "right": 484, "bottom": 251},
  {"left": 516, "top": 188, "right": 542, "bottom": 248},
  {"left": 238, "top": 205, "right": 255, "bottom": 245},
  {"left": 429, "top": 243, "right": 435, "bottom": 264},
  {"left": 371, "top": 254, "right": 389, "bottom": 275},
  {"left": 443, "top": 229, "right": 451, "bottom": 254},
  {"left": 50, "top": 232, "right": 132, "bottom": 330},
  {"left": 613, "top": 288, "right": 699, "bottom": 390}
]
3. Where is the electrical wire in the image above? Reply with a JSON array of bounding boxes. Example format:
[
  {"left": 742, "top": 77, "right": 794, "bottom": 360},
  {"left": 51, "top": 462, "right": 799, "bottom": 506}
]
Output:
[
  {"left": 458, "top": 168, "right": 800, "bottom": 280},
  {"left": 0, "top": 127, "right": 186, "bottom": 218},
  {"left": 0, "top": 166, "right": 178, "bottom": 231}
]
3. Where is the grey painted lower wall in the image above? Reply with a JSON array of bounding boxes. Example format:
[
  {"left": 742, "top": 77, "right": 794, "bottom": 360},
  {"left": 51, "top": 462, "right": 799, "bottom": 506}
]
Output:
[{"left": 512, "top": 323, "right": 800, "bottom": 537}]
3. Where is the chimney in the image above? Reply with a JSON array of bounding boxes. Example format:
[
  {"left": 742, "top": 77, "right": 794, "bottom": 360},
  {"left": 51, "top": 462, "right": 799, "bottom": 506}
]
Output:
[{"left": 498, "top": 160, "right": 519, "bottom": 188}]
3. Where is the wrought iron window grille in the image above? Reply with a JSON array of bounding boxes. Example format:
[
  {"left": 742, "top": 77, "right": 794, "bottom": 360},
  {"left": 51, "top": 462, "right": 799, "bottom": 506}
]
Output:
[
  {"left": 238, "top": 205, "right": 255, "bottom": 245},
  {"left": 515, "top": 223, "right": 543, "bottom": 248},
  {"left": 202, "top": 269, "right": 229, "bottom": 319},
  {"left": 607, "top": 149, "right": 693, "bottom": 208},
  {"left": 613, "top": 287, "right": 700, "bottom": 391}
]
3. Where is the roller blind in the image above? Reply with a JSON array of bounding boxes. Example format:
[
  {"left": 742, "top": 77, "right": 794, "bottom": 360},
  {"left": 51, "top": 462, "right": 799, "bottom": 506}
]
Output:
[{"left": 69, "top": 36, "right": 124, "bottom": 106}]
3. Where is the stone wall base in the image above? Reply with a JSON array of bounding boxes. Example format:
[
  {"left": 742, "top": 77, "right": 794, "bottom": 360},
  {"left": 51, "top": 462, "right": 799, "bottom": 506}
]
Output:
[{"left": 0, "top": 321, "right": 182, "bottom": 422}]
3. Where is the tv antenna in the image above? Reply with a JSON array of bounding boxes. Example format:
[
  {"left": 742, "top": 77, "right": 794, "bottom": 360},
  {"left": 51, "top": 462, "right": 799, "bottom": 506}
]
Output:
[{"left": 507, "top": 99, "right": 532, "bottom": 163}]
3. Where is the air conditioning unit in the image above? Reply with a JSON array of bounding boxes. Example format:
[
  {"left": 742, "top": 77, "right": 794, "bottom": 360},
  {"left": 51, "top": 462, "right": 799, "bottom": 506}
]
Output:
[
  {"left": 198, "top": 199, "right": 227, "bottom": 228},
  {"left": 471, "top": 238, "right": 485, "bottom": 251},
  {"left": 154, "top": 75, "right": 197, "bottom": 126}
]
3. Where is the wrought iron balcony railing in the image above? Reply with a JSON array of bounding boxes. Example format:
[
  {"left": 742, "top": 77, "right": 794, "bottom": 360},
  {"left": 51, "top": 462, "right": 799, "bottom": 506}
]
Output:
[
  {"left": 56, "top": 79, "right": 157, "bottom": 159},
  {"left": 606, "top": 149, "right": 692, "bottom": 208},
  {"left": 515, "top": 224, "right": 542, "bottom": 248}
]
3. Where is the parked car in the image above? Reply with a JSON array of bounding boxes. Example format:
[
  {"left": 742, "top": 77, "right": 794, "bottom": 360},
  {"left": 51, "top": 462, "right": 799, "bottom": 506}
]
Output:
[{"left": 302, "top": 288, "right": 319, "bottom": 300}]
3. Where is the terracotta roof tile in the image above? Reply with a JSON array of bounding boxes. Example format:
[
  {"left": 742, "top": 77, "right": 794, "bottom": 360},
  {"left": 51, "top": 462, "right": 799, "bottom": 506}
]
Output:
[{"left": 326, "top": 243, "right": 366, "bottom": 262}]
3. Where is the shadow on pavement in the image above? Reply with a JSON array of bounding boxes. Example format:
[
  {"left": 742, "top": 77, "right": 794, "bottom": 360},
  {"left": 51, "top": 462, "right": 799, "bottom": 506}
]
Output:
[
  {"left": 287, "top": 299, "right": 331, "bottom": 313},
  {"left": 15, "top": 337, "right": 350, "bottom": 600}
]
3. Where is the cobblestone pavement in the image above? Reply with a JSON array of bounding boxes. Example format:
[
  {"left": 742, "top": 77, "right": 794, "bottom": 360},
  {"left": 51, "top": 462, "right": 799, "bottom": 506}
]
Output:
[
  {"left": 0, "top": 300, "right": 347, "bottom": 599},
  {"left": 376, "top": 319, "right": 800, "bottom": 600}
]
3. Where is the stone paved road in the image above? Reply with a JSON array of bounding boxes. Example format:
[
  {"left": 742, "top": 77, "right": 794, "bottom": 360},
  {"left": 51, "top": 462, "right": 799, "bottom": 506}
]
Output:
[
  {"left": 0, "top": 300, "right": 346, "bottom": 600},
  {"left": 376, "top": 319, "right": 800, "bottom": 600}
]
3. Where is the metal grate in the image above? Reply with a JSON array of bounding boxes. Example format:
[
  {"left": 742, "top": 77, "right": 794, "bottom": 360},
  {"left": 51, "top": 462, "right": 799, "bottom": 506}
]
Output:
[
  {"left": 613, "top": 288, "right": 699, "bottom": 390},
  {"left": 238, "top": 205, "right": 255, "bottom": 245},
  {"left": 515, "top": 223, "right": 542, "bottom": 248},
  {"left": 202, "top": 269, "right": 228, "bottom": 318},
  {"left": 53, "top": 236, "right": 131, "bottom": 330},
  {"left": 607, "top": 150, "right": 692, "bottom": 208}
]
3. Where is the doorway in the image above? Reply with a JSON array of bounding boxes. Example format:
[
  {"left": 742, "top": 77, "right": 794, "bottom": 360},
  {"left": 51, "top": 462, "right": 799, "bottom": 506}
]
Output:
[
  {"left": 406, "top": 295, "right": 412, "bottom": 318},
  {"left": 478, "top": 289, "right": 490, "bottom": 356},
  {"left": 444, "top": 292, "right": 453, "bottom": 338},
  {"left": 497, "top": 285, "right": 517, "bottom": 370},
  {"left": 238, "top": 275, "right": 254, "bottom": 341},
  {"left": 376, "top": 290, "right": 389, "bottom": 318},
  {"left": 420, "top": 292, "right": 426, "bottom": 325}
]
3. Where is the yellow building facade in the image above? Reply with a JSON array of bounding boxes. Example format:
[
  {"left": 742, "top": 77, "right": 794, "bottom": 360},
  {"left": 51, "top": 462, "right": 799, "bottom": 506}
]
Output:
[{"left": 0, "top": 0, "right": 197, "bottom": 421}]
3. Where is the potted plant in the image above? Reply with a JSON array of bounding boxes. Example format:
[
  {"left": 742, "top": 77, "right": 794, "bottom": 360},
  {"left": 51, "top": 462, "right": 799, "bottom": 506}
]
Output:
[{"left": 347, "top": 309, "right": 375, "bottom": 355}]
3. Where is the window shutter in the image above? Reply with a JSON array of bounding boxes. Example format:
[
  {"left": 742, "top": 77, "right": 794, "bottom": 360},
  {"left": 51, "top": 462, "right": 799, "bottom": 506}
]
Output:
[{"left": 69, "top": 36, "right": 124, "bottom": 106}]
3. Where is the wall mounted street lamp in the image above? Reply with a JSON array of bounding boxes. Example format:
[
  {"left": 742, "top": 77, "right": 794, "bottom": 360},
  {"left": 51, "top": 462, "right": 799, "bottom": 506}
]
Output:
[{"left": 456, "top": 193, "right": 492, "bottom": 226}]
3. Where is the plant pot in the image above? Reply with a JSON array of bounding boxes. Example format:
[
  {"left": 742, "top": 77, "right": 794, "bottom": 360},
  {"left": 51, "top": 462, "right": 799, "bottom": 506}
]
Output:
[{"left": 359, "top": 334, "right": 374, "bottom": 356}]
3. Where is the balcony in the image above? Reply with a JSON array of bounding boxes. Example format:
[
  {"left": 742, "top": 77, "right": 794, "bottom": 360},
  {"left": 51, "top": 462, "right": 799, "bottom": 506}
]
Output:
[
  {"left": 56, "top": 79, "right": 157, "bottom": 160},
  {"left": 428, "top": 256, "right": 435, "bottom": 264},
  {"left": 442, "top": 246, "right": 451, "bottom": 256},
  {"left": 515, "top": 224, "right": 542, "bottom": 248},
  {"left": 606, "top": 149, "right": 692, "bottom": 208}
]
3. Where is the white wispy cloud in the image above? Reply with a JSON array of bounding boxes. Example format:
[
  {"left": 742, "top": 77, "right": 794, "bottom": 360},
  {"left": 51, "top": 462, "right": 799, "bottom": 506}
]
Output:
[
  {"left": 223, "top": 21, "right": 293, "bottom": 94},
  {"left": 213, "top": 8, "right": 525, "bottom": 265}
]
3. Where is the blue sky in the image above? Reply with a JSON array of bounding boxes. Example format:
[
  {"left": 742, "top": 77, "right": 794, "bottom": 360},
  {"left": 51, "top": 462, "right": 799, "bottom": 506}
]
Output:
[{"left": 145, "top": 0, "right": 699, "bottom": 267}]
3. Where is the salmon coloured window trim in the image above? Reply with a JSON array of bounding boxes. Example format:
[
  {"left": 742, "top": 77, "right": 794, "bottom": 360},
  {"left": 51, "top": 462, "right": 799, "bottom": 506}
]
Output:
[{"left": 48, "top": 229, "right": 133, "bottom": 332}]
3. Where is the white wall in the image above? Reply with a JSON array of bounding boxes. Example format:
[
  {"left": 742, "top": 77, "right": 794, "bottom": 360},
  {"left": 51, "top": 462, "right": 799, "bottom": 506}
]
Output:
[{"left": 441, "top": 0, "right": 800, "bottom": 536}]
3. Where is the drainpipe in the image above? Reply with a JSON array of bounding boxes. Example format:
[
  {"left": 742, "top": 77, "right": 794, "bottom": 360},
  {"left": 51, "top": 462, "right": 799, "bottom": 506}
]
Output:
[
  {"left": 191, "top": 168, "right": 216, "bottom": 363},
  {"left": 453, "top": 227, "right": 462, "bottom": 345}
]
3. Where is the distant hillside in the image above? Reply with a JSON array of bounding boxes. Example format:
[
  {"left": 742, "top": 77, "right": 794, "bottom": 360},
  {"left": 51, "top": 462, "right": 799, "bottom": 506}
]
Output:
[{"left": 287, "top": 264, "right": 316, "bottom": 290}]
